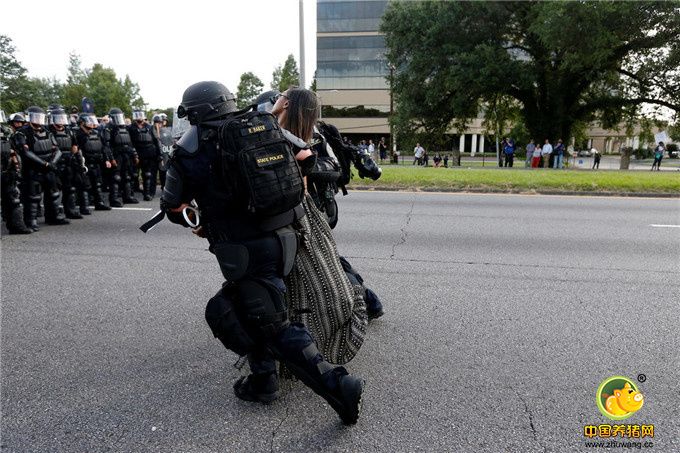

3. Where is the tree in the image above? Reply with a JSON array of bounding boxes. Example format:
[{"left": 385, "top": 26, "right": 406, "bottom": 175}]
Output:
[
  {"left": 0, "top": 35, "right": 28, "bottom": 113},
  {"left": 236, "top": 71, "right": 264, "bottom": 109},
  {"left": 61, "top": 52, "right": 88, "bottom": 111},
  {"left": 71, "top": 63, "right": 145, "bottom": 117},
  {"left": 271, "top": 54, "right": 300, "bottom": 92},
  {"left": 381, "top": 1, "right": 680, "bottom": 145}
]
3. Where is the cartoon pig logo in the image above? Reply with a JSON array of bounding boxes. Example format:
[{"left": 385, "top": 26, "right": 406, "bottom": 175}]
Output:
[{"left": 597, "top": 376, "right": 645, "bottom": 420}]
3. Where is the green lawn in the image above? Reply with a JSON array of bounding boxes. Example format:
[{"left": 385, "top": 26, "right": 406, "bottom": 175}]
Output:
[{"left": 348, "top": 166, "right": 680, "bottom": 194}]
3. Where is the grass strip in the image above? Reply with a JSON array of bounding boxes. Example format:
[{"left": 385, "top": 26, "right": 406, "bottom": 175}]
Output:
[{"left": 348, "top": 166, "right": 680, "bottom": 194}]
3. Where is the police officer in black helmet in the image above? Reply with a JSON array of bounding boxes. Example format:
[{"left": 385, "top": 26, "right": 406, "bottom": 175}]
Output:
[
  {"left": 1, "top": 110, "right": 32, "bottom": 234},
  {"left": 75, "top": 113, "right": 112, "bottom": 211},
  {"left": 49, "top": 107, "right": 87, "bottom": 219},
  {"left": 105, "top": 108, "right": 139, "bottom": 205},
  {"left": 13, "top": 106, "right": 70, "bottom": 229},
  {"left": 159, "top": 81, "right": 364, "bottom": 424},
  {"left": 129, "top": 109, "right": 160, "bottom": 201}
]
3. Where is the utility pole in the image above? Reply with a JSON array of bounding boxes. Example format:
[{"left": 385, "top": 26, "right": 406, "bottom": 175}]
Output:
[
  {"left": 389, "top": 64, "right": 397, "bottom": 162},
  {"left": 299, "top": 0, "right": 306, "bottom": 88}
]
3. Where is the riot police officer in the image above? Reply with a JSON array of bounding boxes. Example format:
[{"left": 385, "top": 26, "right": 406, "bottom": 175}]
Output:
[
  {"left": 158, "top": 81, "right": 364, "bottom": 424},
  {"left": 129, "top": 110, "right": 160, "bottom": 201},
  {"left": 1, "top": 110, "right": 32, "bottom": 234},
  {"left": 104, "top": 108, "right": 139, "bottom": 205},
  {"left": 49, "top": 107, "right": 87, "bottom": 219},
  {"left": 13, "top": 106, "right": 69, "bottom": 229},
  {"left": 75, "top": 113, "right": 112, "bottom": 211},
  {"left": 9, "top": 113, "right": 26, "bottom": 133}
]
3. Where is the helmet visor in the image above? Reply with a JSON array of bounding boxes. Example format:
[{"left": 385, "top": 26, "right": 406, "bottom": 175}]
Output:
[
  {"left": 110, "top": 113, "right": 125, "bottom": 125},
  {"left": 132, "top": 111, "right": 146, "bottom": 120},
  {"left": 51, "top": 113, "right": 69, "bottom": 125},
  {"left": 28, "top": 112, "right": 47, "bottom": 125},
  {"left": 83, "top": 114, "right": 99, "bottom": 127}
]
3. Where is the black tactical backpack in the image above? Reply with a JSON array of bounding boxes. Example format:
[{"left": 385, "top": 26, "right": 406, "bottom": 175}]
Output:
[{"left": 218, "top": 108, "right": 304, "bottom": 217}]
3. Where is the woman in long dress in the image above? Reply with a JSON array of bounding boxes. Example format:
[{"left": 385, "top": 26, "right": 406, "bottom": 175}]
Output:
[{"left": 270, "top": 88, "right": 368, "bottom": 365}]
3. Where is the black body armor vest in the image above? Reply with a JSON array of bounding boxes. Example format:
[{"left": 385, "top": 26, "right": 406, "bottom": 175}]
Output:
[{"left": 51, "top": 127, "right": 74, "bottom": 152}]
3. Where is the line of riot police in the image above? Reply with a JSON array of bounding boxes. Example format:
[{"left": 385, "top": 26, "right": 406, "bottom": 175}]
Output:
[{"left": 0, "top": 105, "right": 164, "bottom": 234}]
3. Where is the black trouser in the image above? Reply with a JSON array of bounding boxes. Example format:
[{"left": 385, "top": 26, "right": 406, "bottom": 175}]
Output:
[
  {"left": 206, "top": 232, "right": 348, "bottom": 401},
  {"left": 58, "top": 153, "right": 88, "bottom": 217},
  {"left": 593, "top": 157, "right": 600, "bottom": 169},
  {"left": 504, "top": 154, "right": 514, "bottom": 167},
  {"left": 1, "top": 170, "right": 28, "bottom": 231},
  {"left": 84, "top": 158, "right": 108, "bottom": 208},
  {"left": 21, "top": 166, "right": 65, "bottom": 227},
  {"left": 139, "top": 155, "right": 158, "bottom": 198}
]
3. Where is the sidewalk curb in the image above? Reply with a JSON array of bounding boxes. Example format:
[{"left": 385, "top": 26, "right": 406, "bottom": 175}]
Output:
[{"left": 348, "top": 185, "right": 680, "bottom": 198}]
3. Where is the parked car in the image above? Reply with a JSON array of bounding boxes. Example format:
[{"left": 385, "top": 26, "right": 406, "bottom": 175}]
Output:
[{"left": 577, "top": 149, "right": 593, "bottom": 157}]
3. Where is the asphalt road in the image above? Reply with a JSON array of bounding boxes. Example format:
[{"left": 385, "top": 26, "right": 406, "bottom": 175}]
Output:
[{"left": 2, "top": 191, "right": 679, "bottom": 452}]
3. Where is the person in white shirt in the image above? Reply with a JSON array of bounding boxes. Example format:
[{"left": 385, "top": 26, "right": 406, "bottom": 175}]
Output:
[
  {"left": 367, "top": 140, "right": 375, "bottom": 160},
  {"left": 413, "top": 143, "right": 425, "bottom": 165},
  {"left": 541, "top": 139, "right": 553, "bottom": 168}
]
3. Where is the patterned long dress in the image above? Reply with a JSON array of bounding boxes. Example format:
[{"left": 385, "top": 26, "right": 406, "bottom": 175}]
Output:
[{"left": 284, "top": 195, "right": 368, "bottom": 364}]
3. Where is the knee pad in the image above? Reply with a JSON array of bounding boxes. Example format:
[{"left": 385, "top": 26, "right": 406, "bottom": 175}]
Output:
[
  {"left": 205, "top": 288, "right": 256, "bottom": 357},
  {"left": 144, "top": 172, "right": 152, "bottom": 179},
  {"left": 235, "top": 279, "right": 289, "bottom": 339},
  {"left": 113, "top": 174, "right": 122, "bottom": 183}
]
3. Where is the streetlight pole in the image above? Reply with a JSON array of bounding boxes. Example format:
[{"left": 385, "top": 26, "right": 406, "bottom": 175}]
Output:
[
  {"left": 299, "top": 0, "right": 306, "bottom": 88},
  {"left": 389, "top": 63, "right": 396, "bottom": 163}
]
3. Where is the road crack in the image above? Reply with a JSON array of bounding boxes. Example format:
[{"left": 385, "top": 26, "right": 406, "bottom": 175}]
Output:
[
  {"left": 390, "top": 196, "right": 416, "bottom": 260},
  {"left": 270, "top": 404, "right": 290, "bottom": 453},
  {"left": 514, "top": 389, "right": 547, "bottom": 453}
]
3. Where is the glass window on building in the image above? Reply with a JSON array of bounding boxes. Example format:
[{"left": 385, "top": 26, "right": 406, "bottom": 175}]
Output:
[{"left": 317, "top": 0, "right": 389, "bottom": 33}]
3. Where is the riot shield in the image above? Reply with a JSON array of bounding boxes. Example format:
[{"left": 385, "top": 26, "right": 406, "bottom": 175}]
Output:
[
  {"left": 159, "top": 127, "right": 174, "bottom": 171},
  {"left": 171, "top": 108, "right": 190, "bottom": 139}
]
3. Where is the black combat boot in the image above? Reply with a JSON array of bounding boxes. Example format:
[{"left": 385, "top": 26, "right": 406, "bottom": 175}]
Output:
[
  {"left": 93, "top": 185, "right": 111, "bottom": 211},
  {"left": 7, "top": 206, "right": 32, "bottom": 234},
  {"left": 122, "top": 182, "right": 139, "bottom": 204},
  {"left": 64, "top": 190, "right": 83, "bottom": 219},
  {"left": 78, "top": 191, "right": 92, "bottom": 215},
  {"left": 233, "top": 371, "right": 280, "bottom": 404}
]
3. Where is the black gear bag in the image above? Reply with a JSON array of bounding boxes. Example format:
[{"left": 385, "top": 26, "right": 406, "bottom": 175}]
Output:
[{"left": 218, "top": 108, "right": 304, "bottom": 217}]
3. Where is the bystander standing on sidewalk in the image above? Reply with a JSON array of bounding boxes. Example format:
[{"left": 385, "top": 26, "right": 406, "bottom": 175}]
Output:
[
  {"left": 503, "top": 138, "right": 515, "bottom": 167},
  {"left": 651, "top": 142, "right": 665, "bottom": 171},
  {"left": 379, "top": 137, "right": 387, "bottom": 163},
  {"left": 553, "top": 139, "right": 564, "bottom": 169},
  {"left": 592, "top": 148, "right": 601, "bottom": 169},
  {"left": 525, "top": 140, "right": 535, "bottom": 167},
  {"left": 413, "top": 143, "right": 424, "bottom": 165},
  {"left": 532, "top": 144, "right": 542, "bottom": 168},
  {"left": 541, "top": 139, "right": 553, "bottom": 168},
  {"left": 368, "top": 139, "right": 376, "bottom": 161}
]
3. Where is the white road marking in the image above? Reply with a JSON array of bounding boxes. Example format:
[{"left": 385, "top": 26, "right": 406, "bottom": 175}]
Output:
[
  {"left": 111, "top": 207, "right": 154, "bottom": 211},
  {"left": 649, "top": 224, "right": 680, "bottom": 228}
]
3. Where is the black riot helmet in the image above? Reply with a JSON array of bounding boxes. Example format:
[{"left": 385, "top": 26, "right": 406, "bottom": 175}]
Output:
[
  {"left": 26, "top": 106, "right": 47, "bottom": 126},
  {"left": 78, "top": 112, "right": 99, "bottom": 129},
  {"left": 177, "top": 81, "right": 237, "bottom": 125},
  {"left": 254, "top": 89, "right": 280, "bottom": 113},
  {"left": 9, "top": 112, "right": 25, "bottom": 126},
  {"left": 49, "top": 107, "right": 69, "bottom": 126},
  {"left": 109, "top": 107, "right": 126, "bottom": 126}
]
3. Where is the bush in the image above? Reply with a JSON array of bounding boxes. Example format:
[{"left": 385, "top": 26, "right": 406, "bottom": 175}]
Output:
[{"left": 633, "top": 147, "right": 653, "bottom": 160}]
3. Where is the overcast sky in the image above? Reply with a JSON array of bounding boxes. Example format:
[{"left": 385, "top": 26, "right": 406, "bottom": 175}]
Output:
[{"left": 3, "top": 0, "right": 317, "bottom": 108}]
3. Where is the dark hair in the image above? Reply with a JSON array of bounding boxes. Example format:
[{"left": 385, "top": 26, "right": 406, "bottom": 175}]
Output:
[{"left": 283, "top": 88, "right": 319, "bottom": 143}]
